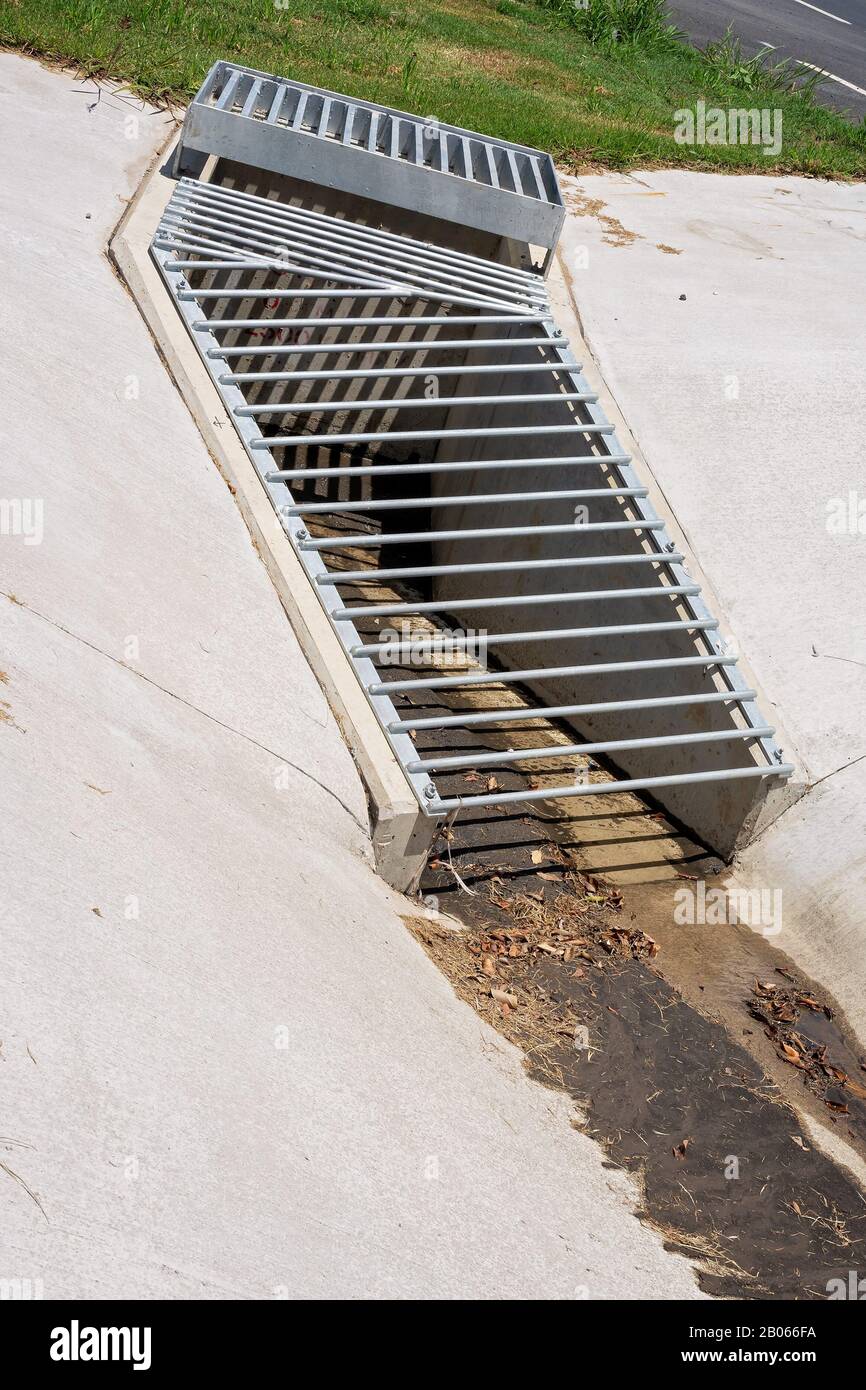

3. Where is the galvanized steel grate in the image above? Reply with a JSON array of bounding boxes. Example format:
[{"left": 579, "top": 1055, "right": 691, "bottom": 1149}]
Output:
[
  {"left": 152, "top": 177, "right": 793, "bottom": 816},
  {"left": 173, "top": 62, "right": 565, "bottom": 266}
]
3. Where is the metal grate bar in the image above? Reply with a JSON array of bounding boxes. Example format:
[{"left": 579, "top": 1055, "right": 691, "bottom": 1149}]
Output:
[
  {"left": 371, "top": 655, "right": 737, "bottom": 696},
  {"left": 269, "top": 453, "right": 627, "bottom": 479},
  {"left": 223, "top": 362, "right": 579, "bottom": 382},
  {"left": 351, "top": 620, "right": 720, "bottom": 658},
  {"left": 428, "top": 764, "right": 794, "bottom": 814},
  {"left": 318, "top": 552, "right": 676, "bottom": 583},
  {"left": 211, "top": 338, "right": 562, "bottom": 357},
  {"left": 300, "top": 519, "right": 657, "bottom": 550},
  {"left": 254, "top": 424, "right": 611, "bottom": 448},
  {"left": 237, "top": 392, "right": 596, "bottom": 416},
  {"left": 390, "top": 691, "right": 759, "bottom": 733},
  {"left": 288, "top": 487, "right": 645, "bottom": 514},
  {"left": 410, "top": 727, "right": 777, "bottom": 774},
  {"left": 333, "top": 585, "right": 699, "bottom": 620}
]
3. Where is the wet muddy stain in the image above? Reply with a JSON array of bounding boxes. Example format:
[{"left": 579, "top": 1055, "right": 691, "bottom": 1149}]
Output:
[{"left": 418, "top": 818, "right": 866, "bottom": 1299}]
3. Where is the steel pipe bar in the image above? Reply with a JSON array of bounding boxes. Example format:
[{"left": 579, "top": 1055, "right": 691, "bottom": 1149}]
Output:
[
  {"left": 237, "top": 391, "right": 596, "bottom": 416},
  {"left": 409, "top": 726, "right": 776, "bottom": 773},
  {"left": 290, "top": 486, "right": 645, "bottom": 515},
  {"left": 335, "top": 583, "right": 700, "bottom": 620},
  {"left": 371, "top": 654, "right": 736, "bottom": 695},
  {"left": 428, "top": 763, "right": 795, "bottom": 812},
  {"left": 259, "top": 422, "right": 610, "bottom": 448},
  {"left": 199, "top": 314, "right": 552, "bottom": 329},
  {"left": 224, "top": 362, "right": 577, "bottom": 382},
  {"left": 210, "top": 337, "right": 561, "bottom": 357},
  {"left": 302, "top": 516, "right": 660, "bottom": 549},
  {"left": 390, "top": 689, "right": 760, "bottom": 732},
  {"left": 269, "top": 454, "right": 628, "bottom": 480},
  {"left": 318, "top": 551, "right": 679, "bottom": 583},
  {"left": 351, "top": 618, "right": 719, "bottom": 658}
]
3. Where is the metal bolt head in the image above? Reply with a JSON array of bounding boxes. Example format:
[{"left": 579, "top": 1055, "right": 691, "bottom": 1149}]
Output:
[{"left": 423, "top": 783, "right": 436, "bottom": 799}]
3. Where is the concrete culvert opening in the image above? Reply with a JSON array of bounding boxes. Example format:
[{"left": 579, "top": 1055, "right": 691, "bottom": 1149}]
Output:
[{"left": 150, "top": 63, "right": 793, "bottom": 886}]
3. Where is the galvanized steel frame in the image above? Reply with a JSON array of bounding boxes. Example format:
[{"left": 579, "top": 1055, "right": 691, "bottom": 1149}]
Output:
[{"left": 173, "top": 61, "right": 566, "bottom": 270}]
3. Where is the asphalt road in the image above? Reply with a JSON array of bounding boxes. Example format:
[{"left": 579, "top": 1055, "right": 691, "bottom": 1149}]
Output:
[{"left": 668, "top": 0, "right": 866, "bottom": 119}]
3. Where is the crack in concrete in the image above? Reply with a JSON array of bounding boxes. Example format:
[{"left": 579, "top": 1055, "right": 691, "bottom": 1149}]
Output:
[{"left": 1, "top": 590, "right": 369, "bottom": 838}]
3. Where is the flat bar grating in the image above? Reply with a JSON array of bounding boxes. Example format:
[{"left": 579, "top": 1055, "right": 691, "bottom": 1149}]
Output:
[
  {"left": 152, "top": 177, "right": 792, "bottom": 819},
  {"left": 174, "top": 63, "right": 565, "bottom": 268}
]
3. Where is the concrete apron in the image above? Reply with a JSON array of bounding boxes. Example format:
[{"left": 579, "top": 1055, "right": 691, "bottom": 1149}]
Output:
[{"left": 113, "top": 135, "right": 866, "bottom": 1128}]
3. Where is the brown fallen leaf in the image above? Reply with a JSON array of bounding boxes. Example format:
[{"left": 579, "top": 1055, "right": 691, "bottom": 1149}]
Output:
[
  {"left": 486, "top": 775, "right": 500, "bottom": 792},
  {"left": 673, "top": 1138, "right": 691, "bottom": 1160},
  {"left": 539, "top": 870, "right": 565, "bottom": 881},
  {"left": 481, "top": 955, "right": 497, "bottom": 978},
  {"left": 844, "top": 1076, "right": 866, "bottom": 1100},
  {"left": 531, "top": 848, "right": 544, "bottom": 864},
  {"left": 491, "top": 988, "right": 518, "bottom": 1008},
  {"left": 779, "top": 1041, "right": 805, "bottom": 1067}
]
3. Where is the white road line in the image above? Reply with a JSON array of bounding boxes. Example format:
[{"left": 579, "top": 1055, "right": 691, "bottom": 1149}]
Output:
[
  {"left": 793, "top": 0, "right": 851, "bottom": 24},
  {"left": 797, "top": 58, "right": 866, "bottom": 95}
]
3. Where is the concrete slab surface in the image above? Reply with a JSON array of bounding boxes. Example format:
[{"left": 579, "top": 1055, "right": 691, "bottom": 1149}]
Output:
[
  {"left": 559, "top": 169, "right": 866, "bottom": 1040},
  {"left": 0, "top": 53, "right": 703, "bottom": 1300},
  {"left": 559, "top": 169, "right": 866, "bottom": 788}
]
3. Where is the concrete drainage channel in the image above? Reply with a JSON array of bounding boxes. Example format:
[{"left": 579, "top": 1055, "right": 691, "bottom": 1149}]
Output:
[
  {"left": 111, "top": 60, "right": 866, "bottom": 1296},
  {"left": 122, "top": 59, "right": 793, "bottom": 893}
]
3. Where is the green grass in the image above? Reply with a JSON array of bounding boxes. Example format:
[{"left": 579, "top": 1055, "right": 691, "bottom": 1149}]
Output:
[{"left": 2, "top": 0, "right": 865, "bottom": 175}]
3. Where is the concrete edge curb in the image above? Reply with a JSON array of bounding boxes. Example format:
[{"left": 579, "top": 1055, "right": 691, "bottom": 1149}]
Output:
[{"left": 108, "top": 139, "right": 435, "bottom": 891}]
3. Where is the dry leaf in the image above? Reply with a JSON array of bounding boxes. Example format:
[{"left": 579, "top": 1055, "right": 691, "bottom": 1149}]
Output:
[{"left": 780, "top": 1041, "right": 805, "bottom": 1067}]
